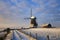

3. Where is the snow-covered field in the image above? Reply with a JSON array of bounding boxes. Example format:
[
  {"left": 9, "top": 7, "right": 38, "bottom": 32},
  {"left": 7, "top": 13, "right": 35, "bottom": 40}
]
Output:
[
  {"left": 0, "top": 28, "right": 60, "bottom": 40},
  {"left": 21, "top": 28, "right": 60, "bottom": 40}
]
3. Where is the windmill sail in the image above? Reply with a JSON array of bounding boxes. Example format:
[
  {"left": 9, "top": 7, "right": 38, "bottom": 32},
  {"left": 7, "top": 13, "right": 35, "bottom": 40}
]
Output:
[
  {"left": 24, "top": 8, "right": 38, "bottom": 28},
  {"left": 31, "top": 8, "right": 32, "bottom": 17}
]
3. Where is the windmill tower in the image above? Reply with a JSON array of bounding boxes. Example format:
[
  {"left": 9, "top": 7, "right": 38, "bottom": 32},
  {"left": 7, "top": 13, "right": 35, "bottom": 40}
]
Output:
[{"left": 24, "top": 9, "right": 38, "bottom": 28}]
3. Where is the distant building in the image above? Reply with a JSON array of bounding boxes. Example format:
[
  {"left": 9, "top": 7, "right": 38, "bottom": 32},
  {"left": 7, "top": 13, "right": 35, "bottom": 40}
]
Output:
[{"left": 41, "top": 24, "right": 52, "bottom": 28}]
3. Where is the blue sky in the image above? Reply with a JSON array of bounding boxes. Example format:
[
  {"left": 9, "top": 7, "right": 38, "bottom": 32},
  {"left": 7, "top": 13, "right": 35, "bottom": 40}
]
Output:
[{"left": 0, "top": 0, "right": 60, "bottom": 28}]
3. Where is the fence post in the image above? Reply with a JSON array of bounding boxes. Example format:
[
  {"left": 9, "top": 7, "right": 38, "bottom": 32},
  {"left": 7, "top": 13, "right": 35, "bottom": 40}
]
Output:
[
  {"left": 47, "top": 35, "right": 50, "bottom": 40},
  {"left": 30, "top": 32, "right": 31, "bottom": 36},
  {"left": 36, "top": 33, "right": 38, "bottom": 40}
]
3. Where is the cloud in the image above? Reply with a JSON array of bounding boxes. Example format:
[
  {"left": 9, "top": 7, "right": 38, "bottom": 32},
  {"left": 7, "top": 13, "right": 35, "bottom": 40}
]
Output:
[
  {"left": 0, "top": 0, "right": 60, "bottom": 27},
  {"left": 31, "top": 0, "right": 60, "bottom": 27}
]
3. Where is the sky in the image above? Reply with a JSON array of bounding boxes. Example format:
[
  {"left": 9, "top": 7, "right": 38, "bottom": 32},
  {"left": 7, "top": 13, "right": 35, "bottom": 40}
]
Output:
[{"left": 0, "top": 0, "right": 60, "bottom": 28}]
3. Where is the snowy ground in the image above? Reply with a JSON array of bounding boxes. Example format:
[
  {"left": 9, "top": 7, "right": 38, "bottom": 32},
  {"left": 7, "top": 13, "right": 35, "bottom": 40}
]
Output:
[
  {"left": 0, "top": 28, "right": 60, "bottom": 40},
  {"left": 21, "top": 28, "right": 60, "bottom": 40},
  {"left": 0, "top": 32, "right": 7, "bottom": 38},
  {"left": 12, "top": 30, "right": 36, "bottom": 40},
  {"left": 0, "top": 30, "right": 36, "bottom": 40}
]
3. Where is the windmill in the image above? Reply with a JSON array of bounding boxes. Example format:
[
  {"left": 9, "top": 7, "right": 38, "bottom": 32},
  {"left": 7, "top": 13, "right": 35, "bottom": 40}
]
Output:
[{"left": 24, "top": 8, "right": 38, "bottom": 28}]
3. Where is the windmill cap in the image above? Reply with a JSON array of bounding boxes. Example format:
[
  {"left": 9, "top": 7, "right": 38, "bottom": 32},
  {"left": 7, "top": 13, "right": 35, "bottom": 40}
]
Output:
[{"left": 31, "top": 16, "right": 36, "bottom": 19}]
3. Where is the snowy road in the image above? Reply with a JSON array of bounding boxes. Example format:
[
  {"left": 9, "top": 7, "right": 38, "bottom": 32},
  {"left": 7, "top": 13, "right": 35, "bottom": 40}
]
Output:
[{"left": 12, "top": 30, "right": 36, "bottom": 40}]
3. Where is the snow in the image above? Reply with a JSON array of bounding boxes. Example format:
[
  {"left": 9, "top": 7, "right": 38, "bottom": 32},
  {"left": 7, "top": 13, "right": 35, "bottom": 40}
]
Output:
[
  {"left": 12, "top": 30, "right": 36, "bottom": 40},
  {"left": 12, "top": 30, "right": 21, "bottom": 40},
  {"left": 0, "top": 32, "right": 7, "bottom": 37},
  {"left": 5, "top": 31, "right": 13, "bottom": 40},
  {"left": 15, "top": 30, "right": 36, "bottom": 40},
  {"left": 21, "top": 28, "right": 60, "bottom": 40},
  {"left": 1, "top": 28, "right": 60, "bottom": 40}
]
